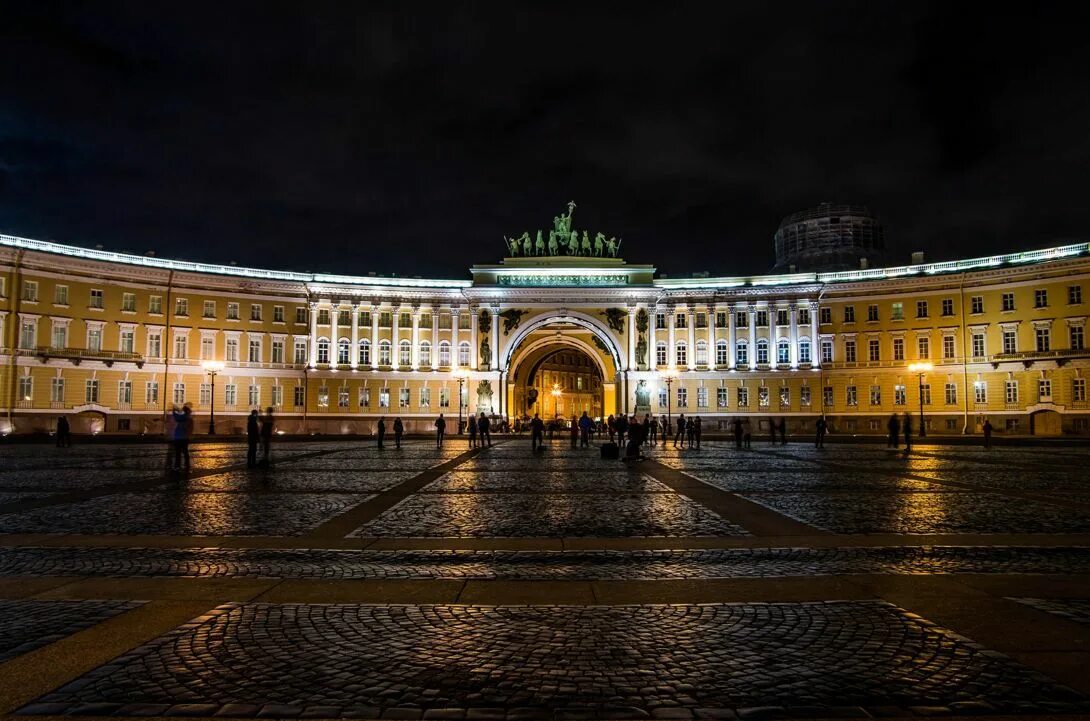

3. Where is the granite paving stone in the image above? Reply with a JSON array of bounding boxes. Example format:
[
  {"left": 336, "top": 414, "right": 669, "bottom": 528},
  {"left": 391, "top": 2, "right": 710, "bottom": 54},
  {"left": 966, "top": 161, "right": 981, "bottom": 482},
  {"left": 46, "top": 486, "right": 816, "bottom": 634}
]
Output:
[
  {"left": 422, "top": 472, "right": 673, "bottom": 494},
  {"left": 0, "top": 599, "right": 142, "bottom": 662},
  {"left": 1009, "top": 598, "right": 1090, "bottom": 625}
]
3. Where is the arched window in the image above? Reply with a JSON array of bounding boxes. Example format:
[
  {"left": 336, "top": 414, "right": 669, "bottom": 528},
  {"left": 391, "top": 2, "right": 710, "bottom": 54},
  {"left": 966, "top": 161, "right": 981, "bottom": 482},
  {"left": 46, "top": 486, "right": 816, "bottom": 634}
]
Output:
[
  {"left": 756, "top": 339, "right": 769, "bottom": 364},
  {"left": 777, "top": 339, "right": 790, "bottom": 365},
  {"left": 399, "top": 340, "right": 412, "bottom": 366},
  {"left": 337, "top": 338, "right": 351, "bottom": 365},
  {"left": 439, "top": 340, "right": 451, "bottom": 366},
  {"left": 716, "top": 340, "right": 729, "bottom": 366},
  {"left": 317, "top": 338, "right": 330, "bottom": 364},
  {"left": 378, "top": 339, "right": 391, "bottom": 366},
  {"left": 735, "top": 340, "right": 748, "bottom": 366},
  {"left": 457, "top": 341, "right": 471, "bottom": 367},
  {"left": 798, "top": 338, "right": 812, "bottom": 364},
  {"left": 695, "top": 340, "right": 708, "bottom": 366},
  {"left": 655, "top": 341, "right": 667, "bottom": 366},
  {"left": 419, "top": 340, "right": 432, "bottom": 367},
  {"left": 358, "top": 339, "right": 371, "bottom": 366},
  {"left": 675, "top": 342, "right": 687, "bottom": 367}
]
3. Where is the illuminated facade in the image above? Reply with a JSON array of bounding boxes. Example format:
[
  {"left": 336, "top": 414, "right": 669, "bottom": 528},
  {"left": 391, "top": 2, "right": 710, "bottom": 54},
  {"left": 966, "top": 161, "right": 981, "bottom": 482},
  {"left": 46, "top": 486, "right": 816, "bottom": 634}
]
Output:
[{"left": 2, "top": 232, "right": 1088, "bottom": 436}]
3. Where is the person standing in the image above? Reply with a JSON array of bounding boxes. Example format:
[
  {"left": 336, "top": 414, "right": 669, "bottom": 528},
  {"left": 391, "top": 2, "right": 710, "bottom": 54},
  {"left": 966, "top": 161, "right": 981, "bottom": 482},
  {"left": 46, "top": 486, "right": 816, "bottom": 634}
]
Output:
[
  {"left": 674, "top": 414, "right": 687, "bottom": 448},
  {"left": 616, "top": 414, "right": 629, "bottom": 446},
  {"left": 661, "top": 416, "right": 669, "bottom": 445},
  {"left": 815, "top": 416, "right": 827, "bottom": 448},
  {"left": 172, "top": 404, "right": 193, "bottom": 473},
  {"left": 902, "top": 412, "right": 912, "bottom": 454},
  {"left": 768, "top": 418, "right": 777, "bottom": 445},
  {"left": 577, "top": 411, "right": 591, "bottom": 448},
  {"left": 261, "top": 407, "right": 275, "bottom": 466},
  {"left": 478, "top": 412, "right": 492, "bottom": 447},
  {"left": 55, "top": 415, "right": 71, "bottom": 448},
  {"left": 530, "top": 413, "right": 545, "bottom": 452},
  {"left": 693, "top": 416, "right": 702, "bottom": 449},
  {"left": 569, "top": 416, "right": 579, "bottom": 448},
  {"left": 393, "top": 417, "right": 404, "bottom": 449},
  {"left": 887, "top": 413, "right": 900, "bottom": 449},
  {"left": 742, "top": 418, "right": 752, "bottom": 449},
  {"left": 468, "top": 414, "right": 478, "bottom": 448},
  {"left": 246, "top": 409, "right": 260, "bottom": 468},
  {"left": 686, "top": 416, "right": 695, "bottom": 448},
  {"left": 434, "top": 413, "right": 446, "bottom": 448},
  {"left": 377, "top": 417, "right": 387, "bottom": 449},
  {"left": 778, "top": 418, "right": 787, "bottom": 445},
  {"left": 733, "top": 418, "right": 744, "bottom": 449},
  {"left": 606, "top": 414, "right": 616, "bottom": 444},
  {"left": 983, "top": 418, "right": 993, "bottom": 449},
  {"left": 648, "top": 414, "right": 658, "bottom": 445}
]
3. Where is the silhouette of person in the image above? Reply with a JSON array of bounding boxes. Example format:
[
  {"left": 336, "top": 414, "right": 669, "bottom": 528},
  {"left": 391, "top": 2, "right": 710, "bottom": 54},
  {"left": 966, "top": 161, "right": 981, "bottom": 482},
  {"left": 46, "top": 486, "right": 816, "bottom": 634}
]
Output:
[
  {"left": 674, "top": 414, "right": 687, "bottom": 448},
  {"left": 261, "top": 407, "right": 274, "bottom": 466},
  {"left": 246, "top": 409, "right": 260, "bottom": 468},
  {"left": 983, "top": 418, "right": 993, "bottom": 449},
  {"left": 478, "top": 413, "right": 492, "bottom": 447},
  {"left": 815, "top": 416, "right": 827, "bottom": 448},
  {"left": 778, "top": 417, "right": 787, "bottom": 445},
  {"left": 393, "top": 417, "right": 404, "bottom": 449},
  {"left": 434, "top": 413, "right": 446, "bottom": 448},
  {"left": 55, "top": 415, "right": 71, "bottom": 447},
  {"left": 733, "top": 418, "right": 743, "bottom": 449},
  {"left": 377, "top": 417, "right": 386, "bottom": 449},
  {"left": 902, "top": 413, "right": 913, "bottom": 454},
  {"left": 468, "top": 413, "right": 477, "bottom": 448},
  {"left": 530, "top": 413, "right": 545, "bottom": 452},
  {"left": 887, "top": 413, "right": 900, "bottom": 449}
]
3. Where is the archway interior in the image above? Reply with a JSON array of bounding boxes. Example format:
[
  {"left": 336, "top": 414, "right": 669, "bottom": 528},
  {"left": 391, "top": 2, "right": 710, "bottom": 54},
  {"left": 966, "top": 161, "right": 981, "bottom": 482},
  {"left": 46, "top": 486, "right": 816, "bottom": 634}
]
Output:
[{"left": 507, "top": 324, "right": 618, "bottom": 421}]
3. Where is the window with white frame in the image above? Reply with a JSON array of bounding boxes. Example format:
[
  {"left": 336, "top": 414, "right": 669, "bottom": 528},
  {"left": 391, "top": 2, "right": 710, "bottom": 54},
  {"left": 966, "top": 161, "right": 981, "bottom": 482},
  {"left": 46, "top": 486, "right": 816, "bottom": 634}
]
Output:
[
  {"left": 175, "top": 298, "right": 188, "bottom": 316},
  {"left": 174, "top": 334, "right": 187, "bottom": 359},
  {"left": 146, "top": 381, "right": 158, "bottom": 405},
  {"left": 149, "top": 295, "right": 162, "bottom": 314},
  {"left": 1005, "top": 380, "right": 1019, "bottom": 404},
  {"left": 974, "top": 380, "right": 987, "bottom": 404},
  {"left": 18, "top": 376, "right": 32, "bottom": 401},
  {"left": 656, "top": 341, "right": 667, "bottom": 366},
  {"left": 439, "top": 388, "right": 449, "bottom": 408},
  {"left": 399, "top": 340, "right": 412, "bottom": 366},
  {"left": 225, "top": 338, "right": 239, "bottom": 362},
  {"left": 777, "top": 339, "right": 789, "bottom": 364},
  {"left": 419, "top": 341, "right": 432, "bottom": 367},
  {"left": 338, "top": 388, "right": 349, "bottom": 408},
  {"left": 891, "top": 303, "right": 905, "bottom": 321},
  {"left": 1073, "top": 378, "right": 1086, "bottom": 402},
  {"left": 756, "top": 310, "right": 768, "bottom": 327},
  {"left": 868, "top": 338, "right": 880, "bottom": 362},
  {"left": 945, "top": 383, "right": 957, "bottom": 405},
  {"left": 294, "top": 386, "right": 306, "bottom": 407},
  {"left": 823, "top": 386, "right": 833, "bottom": 408},
  {"left": 1035, "top": 289, "right": 1048, "bottom": 308},
  {"left": 798, "top": 307, "right": 810, "bottom": 325},
  {"left": 273, "top": 306, "right": 285, "bottom": 323},
  {"left": 1069, "top": 285, "right": 1083, "bottom": 305},
  {"left": 697, "top": 386, "right": 708, "bottom": 408},
  {"left": 337, "top": 339, "right": 350, "bottom": 365},
  {"left": 199, "top": 383, "right": 211, "bottom": 405},
  {"left": 1071, "top": 324, "right": 1085, "bottom": 350},
  {"left": 846, "top": 385, "right": 858, "bottom": 406},
  {"left": 941, "top": 298, "right": 954, "bottom": 316},
  {"left": 51, "top": 322, "right": 67, "bottom": 349},
  {"left": 251, "top": 304, "right": 263, "bottom": 321},
  {"left": 715, "top": 340, "right": 728, "bottom": 365},
  {"left": 821, "top": 339, "right": 833, "bottom": 363},
  {"left": 735, "top": 340, "right": 748, "bottom": 366},
  {"left": 738, "top": 387, "right": 749, "bottom": 407},
  {"left": 249, "top": 384, "right": 260, "bottom": 407},
  {"left": 867, "top": 304, "right": 879, "bottom": 322},
  {"left": 799, "top": 338, "right": 811, "bottom": 364},
  {"left": 85, "top": 379, "right": 99, "bottom": 403},
  {"left": 295, "top": 307, "right": 307, "bottom": 324},
  {"left": 358, "top": 339, "right": 371, "bottom": 365},
  {"left": 920, "top": 384, "right": 931, "bottom": 405},
  {"left": 227, "top": 303, "right": 239, "bottom": 320},
  {"left": 359, "top": 387, "right": 371, "bottom": 407},
  {"left": 1035, "top": 326, "right": 1050, "bottom": 352},
  {"left": 1038, "top": 379, "right": 1052, "bottom": 402},
  {"left": 399, "top": 387, "right": 410, "bottom": 407},
  {"left": 121, "top": 292, "right": 135, "bottom": 312},
  {"left": 892, "top": 337, "right": 904, "bottom": 361},
  {"left": 51, "top": 377, "right": 65, "bottom": 403},
  {"left": 1002, "top": 330, "right": 1017, "bottom": 354},
  {"left": 201, "top": 336, "right": 215, "bottom": 360},
  {"left": 917, "top": 336, "right": 930, "bottom": 359},
  {"left": 717, "top": 388, "right": 728, "bottom": 407},
  {"left": 22, "top": 280, "right": 38, "bottom": 302},
  {"left": 820, "top": 307, "right": 831, "bottom": 324},
  {"left": 776, "top": 309, "right": 789, "bottom": 326},
  {"left": 869, "top": 385, "right": 881, "bottom": 406},
  {"left": 120, "top": 329, "right": 134, "bottom": 354},
  {"left": 677, "top": 387, "right": 688, "bottom": 407},
  {"left": 271, "top": 385, "right": 283, "bottom": 407},
  {"left": 420, "top": 387, "right": 431, "bottom": 407},
  {"left": 675, "top": 312, "right": 687, "bottom": 328},
  {"left": 54, "top": 285, "right": 68, "bottom": 305},
  {"left": 317, "top": 338, "right": 330, "bottom": 364},
  {"left": 844, "top": 339, "right": 856, "bottom": 363},
  {"left": 695, "top": 340, "right": 708, "bottom": 366},
  {"left": 271, "top": 340, "right": 284, "bottom": 364},
  {"left": 658, "top": 388, "right": 668, "bottom": 408},
  {"left": 800, "top": 386, "right": 811, "bottom": 406},
  {"left": 756, "top": 339, "right": 769, "bottom": 364},
  {"left": 843, "top": 306, "right": 855, "bottom": 323},
  {"left": 147, "top": 332, "right": 161, "bottom": 358},
  {"left": 87, "top": 326, "right": 102, "bottom": 352},
  {"left": 894, "top": 385, "right": 906, "bottom": 405},
  {"left": 224, "top": 383, "right": 237, "bottom": 406},
  {"left": 316, "top": 386, "right": 328, "bottom": 407},
  {"left": 736, "top": 310, "right": 748, "bottom": 327},
  {"left": 438, "top": 340, "right": 450, "bottom": 366},
  {"left": 779, "top": 386, "right": 790, "bottom": 406},
  {"left": 294, "top": 340, "right": 307, "bottom": 365},
  {"left": 675, "top": 342, "right": 687, "bottom": 367},
  {"left": 757, "top": 386, "right": 769, "bottom": 407},
  {"left": 173, "top": 382, "right": 186, "bottom": 404},
  {"left": 1002, "top": 293, "right": 1015, "bottom": 312},
  {"left": 943, "top": 335, "right": 956, "bottom": 359},
  {"left": 971, "top": 332, "right": 985, "bottom": 358},
  {"left": 971, "top": 296, "right": 983, "bottom": 314},
  {"left": 203, "top": 300, "right": 216, "bottom": 318},
  {"left": 19, "top": 319, "right": 37, "bottom": 349},
  {"left": 379, "top": 388, "right": 390, "bottom": 408},
  {"left": 457, "top": 341, "right": 470, "bottom": 367}
]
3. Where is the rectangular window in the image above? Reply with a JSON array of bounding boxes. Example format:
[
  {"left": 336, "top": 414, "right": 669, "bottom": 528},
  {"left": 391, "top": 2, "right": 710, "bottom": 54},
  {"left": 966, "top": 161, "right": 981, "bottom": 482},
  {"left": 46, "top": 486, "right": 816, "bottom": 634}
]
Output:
[
  {"left": 1002, "top": 330, "right": 1017, "bottom": 354},
  {"left": 379, "top": 388, "right": 390, "bottom": 408},
  {"left": 943, "top": 335, "right": 956, "bottom": 360},
  {"left": 271, "top": 340, "right": 285, "bottom": 364},
  {"left": 735, "top": 310, "right": 748, "bottom": 328},
  {"left": 1002, "top": 293, "right": 1015, "bottom": 312},
  {"left": 757, "top": 387, "right": 768, "bottom": 407},
  {"left": 675, "top": 343, "right": 687, "bottom": 366},
  {"left": 419, "top": 313, "right": 432, "bottom": 329},
  {"left": 655, "top": 313, "right": 666, "bottom": 329},
  {"left": 717, "top": 387, "right": 728, "bottom": 407},
  {"left": 273, "top": 306, "right": 285, "bottom": 323},
  {"left": 820, "top": 307, "right": 831, "bottom": 324},
  {"left": 971, "top": 296, "right": 983, "bottom": 314},
  {"left": 971, "top": 332, "right": 985, "bottom": 358},
  {"left": 146, "top": 381, "right": 159, "bottom": 405},
  {"left": 697, "top": 386, "right": 708, "bottom": 408},
  {"left": 941, "top": 298, "right": 954, "bottom": 317},
  {"left": 894, "top": 385, "right": 906, "bottom": 405},
  {"left": 891, "top": 302, "right": 904, "bottom": 321},
  {"left": 677, "top": 387, "right": 688, "bottom": 407},
  {"left": 316, "top": 386, "right": 328, "bottom": 407},
  {"left": 294, "top": 386, "right": 306, "bottom": 407},
  {"left": 51, "top": 323, "right": 67, "bottom": 349},
  {"left": 776, "top": 309, "right": 788, "bottom": 326},
  {"left": 319, "top": 309, "right": 332, "bottom": 326},
  {"left": 337, "top": 388, "right": 349, "bottom": 408},
  {"left": 675, "top": 313, "right": 687, "bottom": 329},
  {"left": 843, "top": 306, "right": 855, "bottom": 323},
  {"left": 51, "top": 377, "right": 65, "bottom": 403},
  {"left": 199, "top": 383, "right": 211, "bottom": 406},
  {"left": 271, "top": 385, "right": 283, "bottom": 407},
  {"left": 400, "top": 311, "right": 412, "bottom": 327},
  {"left": 295, "top": 307, "right": 307, "bottom": 324},
  {"left": 845, "top": 385, "right": 857, "bottom": 406},
  {"left": 224, "top": 383, "right": 238, "bottom": 406},
  {"left": 439, "top": 388, "right": 449, "bottom": 408},
  {"left": 844, "top": 339, "right": 856, "bottom": 363},
  {"left": 779, "top": 386, "right": 790, "bottom": 407},
  {"left": 294, "top": 341, "right": 307, "bottom": 365},
  {"left": 735, "top": 342, "right": 748, "bottom": 366},
  {"left": 203, "top": 300, "right": 216, "bottom": 318},
  {"left": 249, "top": 339, "right": 261, "bottom": 363},
  {"left": 737, "top": 387, "right": 749, "bottom": 407},
  {"left": 917, "top": 336, "right": 930, "bottom": 359},
  {"left": 175, "top": 298, "right": 188, "bottom": 316},
  {"left": 248, "top": 384, "right": 260, "bottom": 407},
  {"left": 945, "top": 383, "right": 957, "bottom": 405},
  {"left": 868, "top": 338, "right": 880, "bottom": 362},
  {"left": 756, "top": 310, "right": 768, "bottom": 327},
  {"left": 800, "top": 386, "right": 811, "bottom": 406},
  {"left": 715, "top": 311, "right": 727, "bottom": 328},
  {"left": 974, "top": 381, "right": 987, "bottom": 404},
  {"left": 54, "top": 285, "right": 69, "bottom": 305},
  {"left": 148, "top": 332, "right": 161, "bottom": 358},
  {"left": 225, "top": 338, "right": 239, "bottom": 362},
  {"left": 867, "top": 304, "right": 879, "bottom": 322},
  {"left": 22, "top": 280, "right": 38, "bottom": 302},
  {"left": 1038, "top": 379, "right": 1052, "bottom": 402},
  {"left": 1073, "top": 378, "right": 1086, "bottom": 403},
  {"left": 361, "top": 310, "right": 374, "bottom": 327},
  {"left": 916, "top": 300, "right": 928, "bottom": 318},
  {"left": 19, "top": 320, "right": 36, "bottom": 349},
  {"left": 120, "top": 329, "right": 134, "bottom": 354},
  {"left": 1034, "top": 289, "right": 1048, "bottom": 308},
  {"left": 920, "top": 384, "right": 931, "bottom": 405},
  {"left": 379, "top": 311, "right": 392, "bottom": 328},
  {"left": 1005, "top": 380, "right": 1019, "bottom": 404},
  {"left": 89, "top": 289, "right": 104, "bottom": 309},
  {"left": 821, "top": 339, "right": 833, "bottom": 363},
  {"left": 1035, "top": 327, "right": 1050, "bottom": 352},
  {"left": 798, "top": 308, "right": 810, "bottom": 325},
  {"left": 420, "top": 387, "right": 431, "bottom": 407},
  {"left": 658, "top": 388, "right": 668, "bottom": 408},
  {"left": 892, "top": 337, "right": 904, "bottom": 361},
  {"left": 84, "top": 379, "right": 99, "bottom": 403},
  {"left": 869, "top": 385, "right": 881, "bottom": 406},
  {"left": 174, "top": 334, "right": 187, "bottom": 359},
  {"left": 18, "top": 376, "right": 33, "bottom": 401},
  {"left": 201, "top": 336, "right": 214, "bottom": 360},
  {"left": 251, "top": 304, "right": 263, "bottom": 321},
  {"left": 399, "top": 387, "right": 410, "bottom": 407},
  {"left": 226, "top": 303, "right": 239, "bottom": 320},
  {"left": 87, "top": 328, "right": 102, "bottom": 352},
  {"left": 799, "top": 340, "right": 811, "bottom": 364},
  {"left": 1069, "top": 285, "right": 1083, "bottom": 305},
  {"left": 715, "top": 342, "right": 729, "bottom": 366},
  {"left": 358, "top": 387, "right": 371, "bottom": 408},
  {"left": 823, "top": 386, "right": 834, "bottom": 409},
  {"left": 1071, "top": 325, "right": 1085, "bottom": 350},
  {"left": 149, "top": 296, "right": 162, "bottom": 314}
]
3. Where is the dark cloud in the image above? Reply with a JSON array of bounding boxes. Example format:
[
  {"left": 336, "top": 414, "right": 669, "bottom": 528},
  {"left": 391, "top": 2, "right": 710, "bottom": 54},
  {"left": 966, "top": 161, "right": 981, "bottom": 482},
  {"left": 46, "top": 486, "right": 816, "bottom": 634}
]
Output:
[{"left": 2, "top": 1, "right": 1089, "bottom": 277}]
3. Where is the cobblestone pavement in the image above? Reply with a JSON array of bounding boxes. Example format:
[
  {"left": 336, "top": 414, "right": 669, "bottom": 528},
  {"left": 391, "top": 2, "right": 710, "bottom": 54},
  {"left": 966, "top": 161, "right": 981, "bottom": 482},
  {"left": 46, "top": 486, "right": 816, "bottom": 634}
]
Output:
[
  {"left": 738, "top": 491, "right": 1090, "bottom": 534},
  {"left": 678, "top": 470, "right": 945, "bottom": 493},
  {"left": 423, "top": 471, "right": 673, "bottom": 494},
  {"left": 187, "top": 470, "right": 418, "bottom": 493},
  {"left": 0, "top": 491, "right": 368, "bottom": 536},
  {"left": 22, "top": 601, "right": 1084, "bottom": 717},
  {"left": 351, "top": 493, "right": 749, "bottom": 538},
  {"left": 0, "top": 599, "right": 141, "bottom": 662},
  {"left": 4, "top": 545, "right": 1090, "bottom": 580},
  {"left": 1010, "top": 598, "right": 1090, "bottom": 626}
]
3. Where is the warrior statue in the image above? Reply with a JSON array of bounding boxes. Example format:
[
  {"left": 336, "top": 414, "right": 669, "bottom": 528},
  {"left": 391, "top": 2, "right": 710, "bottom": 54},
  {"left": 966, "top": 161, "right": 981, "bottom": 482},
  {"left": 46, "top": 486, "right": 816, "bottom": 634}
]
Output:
[
  {"left": 594, "top": 232, "right": 605, "bottom": 257},
  {"left": 635, "top": 336, "right": 648, "bottom": 368},
  {"left": 548, "top": 230, "right": 559, "bottom": 256},
  {"left": 580, "top": 230, "right": 591, "bottom": 255},
  {"left": 480, "top": 337, "right": 491, "bottom": 369},
  {"left": 521, "top": 232, "right": 531, "bottom": 256},
  {"left": 535, "top": 230, "right": 545, "bottom": 255},
  {"left": 505, "top": 236, "right": 519, "bottom": 256},
  {"left": 606, "top": 236, "right": 618, "bottom": 257}
]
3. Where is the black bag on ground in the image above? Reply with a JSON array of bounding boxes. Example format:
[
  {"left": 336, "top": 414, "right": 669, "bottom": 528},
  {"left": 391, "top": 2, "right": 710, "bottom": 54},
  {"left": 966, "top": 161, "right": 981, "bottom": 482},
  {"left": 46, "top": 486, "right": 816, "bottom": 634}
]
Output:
[{"left": 600, "top": 442, "right": 619, "bottom": 459}]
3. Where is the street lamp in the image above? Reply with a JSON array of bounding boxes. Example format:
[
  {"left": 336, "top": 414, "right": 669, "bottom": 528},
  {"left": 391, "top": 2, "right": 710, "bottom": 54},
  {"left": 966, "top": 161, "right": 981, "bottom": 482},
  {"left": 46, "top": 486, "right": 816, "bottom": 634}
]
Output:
[
  {"left": 200, "top": 360, "right": 225, "bottom": 435},
  {"left": 551, "top": 382, "right": 562, "bottom": 418},
  {"left": 908, "top": 361, "right": 932, "bottom": 438},
  {"left": 454, "top": 369, "right": 469, "bottom": 435},
  {"left": 660, "top": 369, "right": 678, "bottom": 427}
]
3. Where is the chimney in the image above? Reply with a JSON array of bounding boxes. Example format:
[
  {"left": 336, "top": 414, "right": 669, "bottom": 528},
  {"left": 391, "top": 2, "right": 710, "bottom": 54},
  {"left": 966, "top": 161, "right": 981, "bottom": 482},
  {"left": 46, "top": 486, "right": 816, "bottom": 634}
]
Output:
[
  {"left": 788, "top": 264, "right": 796, "bottom": 273},
  {"left": 911, "top": 251, "right": 925, "bottom": 264},
  {"left": 859, "top": 258, "right": 869, "bottom": 270}
]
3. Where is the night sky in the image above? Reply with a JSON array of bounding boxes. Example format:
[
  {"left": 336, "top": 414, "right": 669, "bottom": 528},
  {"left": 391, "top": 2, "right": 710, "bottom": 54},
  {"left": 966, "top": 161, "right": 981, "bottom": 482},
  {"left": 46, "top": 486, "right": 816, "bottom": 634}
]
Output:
[{"left": 2, "top": 2, "right": 1090, "bottom": 279}]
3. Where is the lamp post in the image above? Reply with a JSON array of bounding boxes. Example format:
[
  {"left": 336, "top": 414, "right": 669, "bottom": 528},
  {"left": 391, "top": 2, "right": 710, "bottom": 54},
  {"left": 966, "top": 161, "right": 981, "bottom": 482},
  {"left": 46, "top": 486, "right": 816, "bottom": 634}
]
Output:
[
  {"left": 661, "top": 369, "right": 677, "bottom": 427},
  {"left": 200, "top": 360, "right": 225, "bottom": 435},
  {"left": 551, "top": 382, "right": 562, "bottom": 419},
  {"left": 454, "top": 369, "right": 468, "bottom": 435},
  {"left": 908, "top": 361, "right": 932, "bottom": 438}
]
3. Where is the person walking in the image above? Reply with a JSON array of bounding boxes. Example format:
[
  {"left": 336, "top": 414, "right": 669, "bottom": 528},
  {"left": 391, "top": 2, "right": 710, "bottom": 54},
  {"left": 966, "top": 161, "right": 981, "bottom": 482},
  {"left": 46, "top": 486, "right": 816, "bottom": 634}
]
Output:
[
  {"left": 661, "top": 416, "right": 669, "bottom": 445},
  {"left": 902, "top": 412, "right": 913, "bottom": 454},
  {"left": 815, "top": 416, "right": 827, "bottom": 448},
  {"left": 983, "top": 418, "right": 993, "bottom": 449},
  {"left": 478, "top": 413, "right": 492, "bottom": 447},
  {"left": 468, "top": 414, "right": 477, "bottom": 448},
  {"left": 261, "top": 407, "right": 274, "bottom": 466},
  {"left": 733, "top": 418, "right": 744, "bottom": 449},
  {"left": 55, "top": 415, "right": 71, "bottom": 448},
  {"left": 686, "top": 416, "right": 695, "bottom": 448},
  {"left": 606, "top": 414, "right": 616, "bottom": 444},
  {"left": 377, "top": 417, "right": 387, "bottom": 449},
  {"left": 616, "top": 414, "right": 629, "bottom": 446},
  {"left": 778, "top": 418, "right": 787, "bottom": 445},
  {"left": 530, "top": 413, "right": 545, "bottom": 452},
  {"left": 171, "top": 404, "right": 193, "bottom": 473},
  {"left": 674, "top": 414, "right": 687, "bottom": 448},
  {"left": 569, "top": 416, "right": 579, "bottom": 448},
  {"left": 579, "top": 411, "right": 593, "bottom": 448},
  {"left": 742, "top": 418, "right": 752, "bottom": 449},
  {"left": 246, "top": 409, "right": 260, "bottom": 468},
  {"left": 648, "top": 414, "right": 658, "bottom": 445},
  {"left": 393, "top": 417, "right": 404, "bottom": 449},
  {"left": 434, "top": 413, "right": 446, "bottom": 448},
  {"left": 887, "top": 413, "right": 900, "bottom": 449}
]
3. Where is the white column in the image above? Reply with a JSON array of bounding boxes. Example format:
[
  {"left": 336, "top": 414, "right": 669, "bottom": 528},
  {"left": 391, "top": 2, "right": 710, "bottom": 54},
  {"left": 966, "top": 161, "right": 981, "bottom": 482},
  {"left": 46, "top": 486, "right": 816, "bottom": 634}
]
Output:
[
  {"left": 307, "top": 302, "right": 319, "bottom": 368},
  {"left": 411, "top": 307, "right": 421, "bottom": 370},
  {"left": 667, "top": 307, "right": 676, "bottom": 369},
  {"left": 789, "top": 303, "right": 799, "bottom": 369},
  {"left": 490, "top": 306, "right": 500, "bottom": 371},
  {"left": 350, "top": 303, "right": 360, "bottom": 370},
  {"left": 392, "top": 305, "right": 400, "bottom": 367},
  {"left": 727, "top": 304, "right": 737, "bottom": 370},
  {"left": 650, "top": 306, "right": 659, "bottom": 371},
  {"left": 810, "top": 301, "right": 821, "bottom": 369},
  {"left": 706, "top": 305, "right": 715, "bottom": 368},
  {"left": 627, "top": 307, "right": 637, "bottom": 371},
  {"left": 451, "top": 308, "right": 460, "bottom": 367},
  {"left": 772, "top": 302, "right": 781, "bottom": 367},
  {"left": 687, "top": 306, "right": 696, "bottom": 370},
  {"left": 431, "top": 308, "right": 440, "bottom": 371},
  {"left": 747, "top": 304, "right": 756, "bottom": 368},
  {"left": 370, "top": 304, "right": 379, "bottom": 370},
  {"left": 329, "top": 303, "right": 339, "bottom": 367},
  {"left": 469, "top": 308, "right": 478, "bottom": 370}
]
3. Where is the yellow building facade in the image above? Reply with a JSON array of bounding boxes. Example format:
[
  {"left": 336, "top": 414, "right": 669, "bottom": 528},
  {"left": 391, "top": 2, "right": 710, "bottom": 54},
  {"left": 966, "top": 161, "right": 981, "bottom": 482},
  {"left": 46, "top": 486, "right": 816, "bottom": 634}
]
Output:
[{"left": 1, "top": 233, "right": 1088, "bottom": 437}]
